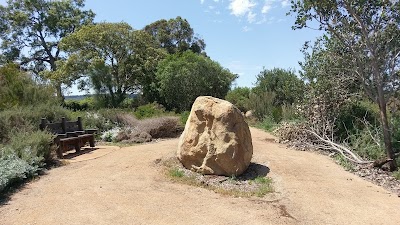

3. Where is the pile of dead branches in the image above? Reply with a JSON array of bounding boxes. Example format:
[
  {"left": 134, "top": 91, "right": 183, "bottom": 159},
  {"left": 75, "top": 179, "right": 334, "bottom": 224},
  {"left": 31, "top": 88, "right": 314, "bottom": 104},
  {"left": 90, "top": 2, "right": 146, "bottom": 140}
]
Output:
[{"left": 274, "top": 121, "right": 375, "bottom": 165}]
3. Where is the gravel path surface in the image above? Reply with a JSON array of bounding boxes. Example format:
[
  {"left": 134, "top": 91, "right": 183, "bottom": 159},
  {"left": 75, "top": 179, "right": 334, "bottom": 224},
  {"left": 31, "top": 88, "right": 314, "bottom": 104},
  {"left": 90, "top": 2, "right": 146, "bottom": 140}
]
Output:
[{"left": 1, "top": 128, "right": 399, "bottom": 225}]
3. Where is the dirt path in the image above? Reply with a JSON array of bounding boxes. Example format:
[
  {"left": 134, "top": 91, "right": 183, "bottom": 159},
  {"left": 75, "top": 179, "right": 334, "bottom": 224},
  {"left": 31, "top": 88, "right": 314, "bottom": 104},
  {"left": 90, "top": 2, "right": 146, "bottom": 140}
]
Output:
[{"left": 1, "top": 128, "right": 399, "bottom": 225}]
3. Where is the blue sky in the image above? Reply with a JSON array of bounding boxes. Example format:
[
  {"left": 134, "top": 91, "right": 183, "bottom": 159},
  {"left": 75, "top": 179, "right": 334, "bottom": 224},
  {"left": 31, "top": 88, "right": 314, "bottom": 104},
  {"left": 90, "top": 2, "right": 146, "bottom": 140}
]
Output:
[
  {"left": 1, "top": 0, "right": 323, "bottom": 94},
  {"left": 83, "top": 0, "right": 322, "bottom": 87}
]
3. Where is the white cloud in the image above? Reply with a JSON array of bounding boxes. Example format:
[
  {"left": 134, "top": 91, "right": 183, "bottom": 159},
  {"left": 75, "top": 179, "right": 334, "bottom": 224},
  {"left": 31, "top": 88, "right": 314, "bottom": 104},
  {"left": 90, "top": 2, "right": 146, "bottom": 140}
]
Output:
[
  {"left": 209, "top": 5, "right": 215, "bottom": 9},
  {"left": 200, "top": 0, "right": 205, "bottom": 4},
  {"left": 213, "top": 0, "right": 220, "bottom": 2},
  {"left": 242, "top": 26, "right": 252, "bottom": 32},
  {"left": 215, "top": 10, "right": 221, "bottom": 15},
  {"left": 255, "top": 15, "right": 267, "bottom": 24},
  {"left": 247, "top": 11, "right": 256, "bottom": 23},
  {"left": 229, "top": 0, "right": 257, "bottom": 17},
  {"left": 261, "top": 4, "right": 271, "bottom": 14},
  {"left": 281, "top": 0, "right": 290, "bottom": 7}
]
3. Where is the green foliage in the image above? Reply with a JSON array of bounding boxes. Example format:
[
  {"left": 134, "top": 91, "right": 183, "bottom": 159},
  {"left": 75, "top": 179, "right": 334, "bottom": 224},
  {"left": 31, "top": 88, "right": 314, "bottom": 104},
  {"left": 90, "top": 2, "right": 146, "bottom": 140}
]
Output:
[
  {"left": 0, "top": 130, "right": 54, "bottom": 193},
  {"left": 225, "top": 87, "right": 251, "bottom": 112},
  {"left": 8, "top": 130, "right": 54, "bottom": 162},
  {"left": 0, "top": 63, "right": 56, "bottom": 110},
  {"left": 179, "top": 111, "right": 190, "bottom": 126},
  {"left": 60, "top": 22, "right": 166, "bottom": 107},
  {"left": 134, "top": 103, "right": 166, "bottom": 119},
  {"left": 247, "top": 91, "right": 276, "bottom": 121},
  {"left": 169, "top": 168, "right": 184, "bottom": 178},
  {"left": 253, "top": 176, "right": 271, "bottom": 184},
  {"left": 349, "top": 125, "right": 385, "bottom": 161},
  {"left": 144, "top": 16, "right": 206, "bottom": 55},
  {"left": 281, "top": 104, "right": 301, "bottom": 122},
  {"left": 0, "top": 104, "right": 71, "bottom": 142},
  {"left": 0, "top": 0, "right": 95, "bottom": 99},
  {"left": 291, "top": 0, "right": 400, "bottom": 170},
  {"left": 0, "top": 152, "right": 41, "bottom": 193},
  {"left": 334, "top": 154, "right": 355, "bottom": 172},
  {"left": 156, "top": 51, "right": 237, "bottom": 112},
  {"left": 390, "top": 113, "right": 400, "bottom": 152},
  {"left": 253, "top": 68, "right": 305, "bottom": 106},
  {"left": 254, "top": 177, "right": 273, "bottom": 197},
  {"left": 335, "top": 100, "right": 380, "bottom": 141},
  {"left": 256, "top": 116, "right": 278, "bottom": 132},
  {"left": 393, "top": 170, "right": 400, "bottom": 180}
]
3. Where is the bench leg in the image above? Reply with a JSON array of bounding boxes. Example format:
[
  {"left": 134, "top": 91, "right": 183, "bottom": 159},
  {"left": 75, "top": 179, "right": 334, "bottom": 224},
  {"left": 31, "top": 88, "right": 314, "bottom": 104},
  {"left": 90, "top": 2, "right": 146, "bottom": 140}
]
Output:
[
  {"left": 74, "top": 141, "right": 81, "bottom": 153},
  {"left": 56, "top": 146, "right": 63, "bottom": 159},
  {"left": 89, "top": 136, "right": 95, "bottom": 147}
]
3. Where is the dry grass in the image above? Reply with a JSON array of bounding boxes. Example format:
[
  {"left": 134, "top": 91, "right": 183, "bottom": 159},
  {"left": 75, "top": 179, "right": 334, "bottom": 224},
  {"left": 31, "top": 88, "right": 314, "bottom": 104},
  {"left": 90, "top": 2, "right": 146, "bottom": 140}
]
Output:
[{"left": 115, "top": 116, "right": 183, "bottom": 143}]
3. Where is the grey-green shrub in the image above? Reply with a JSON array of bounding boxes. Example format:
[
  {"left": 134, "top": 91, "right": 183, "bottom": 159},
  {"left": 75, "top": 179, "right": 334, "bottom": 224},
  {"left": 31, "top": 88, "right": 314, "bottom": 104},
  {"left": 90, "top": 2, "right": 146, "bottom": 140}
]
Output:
[
  {"left": 8, "top": 130, "right": 54, "bottom": 162},
  {"left": 0, "top": 150, "right": 41, "bottom": 193}
]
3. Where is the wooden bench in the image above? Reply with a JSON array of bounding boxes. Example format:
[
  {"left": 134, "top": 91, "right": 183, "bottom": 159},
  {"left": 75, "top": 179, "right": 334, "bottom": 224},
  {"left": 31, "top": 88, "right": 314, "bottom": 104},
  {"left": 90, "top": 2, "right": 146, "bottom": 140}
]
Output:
[{"left": 40, "top": 117, "right": 97, "bottom": 158}]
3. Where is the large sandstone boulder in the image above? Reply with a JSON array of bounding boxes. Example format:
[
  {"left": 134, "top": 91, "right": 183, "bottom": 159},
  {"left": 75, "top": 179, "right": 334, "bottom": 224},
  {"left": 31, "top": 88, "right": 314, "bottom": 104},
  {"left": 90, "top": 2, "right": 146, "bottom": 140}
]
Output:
[{"left": 177, "top": 96, "right": 253, "bottom": 176}]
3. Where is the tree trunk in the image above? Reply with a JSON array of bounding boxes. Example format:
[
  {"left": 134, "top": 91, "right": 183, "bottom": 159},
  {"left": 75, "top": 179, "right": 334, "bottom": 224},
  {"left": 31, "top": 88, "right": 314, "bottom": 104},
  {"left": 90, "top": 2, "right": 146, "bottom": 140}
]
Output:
[
  {"left": 50, "top": 60, "right": 64, "bottom": 103},
  {"left": 377, "top": 88, "right": 397, "bottom": 171},
  {"left": 55, "top": 82, "right": 64, "bottom": 103}
]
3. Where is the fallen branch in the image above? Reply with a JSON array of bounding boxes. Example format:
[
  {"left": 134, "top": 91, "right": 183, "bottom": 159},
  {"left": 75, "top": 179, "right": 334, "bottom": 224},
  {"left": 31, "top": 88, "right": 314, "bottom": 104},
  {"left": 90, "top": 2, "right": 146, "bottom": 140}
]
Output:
[
  {"left": 304, "top": 129, "right": 373, "bottom": 164},
  {"left": 372, "top": 158, "right": 394, "bottom": 168}
]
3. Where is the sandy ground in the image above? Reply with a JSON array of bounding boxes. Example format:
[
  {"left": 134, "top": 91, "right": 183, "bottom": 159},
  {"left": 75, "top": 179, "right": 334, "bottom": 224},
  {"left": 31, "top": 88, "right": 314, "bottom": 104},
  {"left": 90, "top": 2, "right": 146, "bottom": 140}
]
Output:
[{"left": 1, "top": 128, "right": 400, "bottom": 225}]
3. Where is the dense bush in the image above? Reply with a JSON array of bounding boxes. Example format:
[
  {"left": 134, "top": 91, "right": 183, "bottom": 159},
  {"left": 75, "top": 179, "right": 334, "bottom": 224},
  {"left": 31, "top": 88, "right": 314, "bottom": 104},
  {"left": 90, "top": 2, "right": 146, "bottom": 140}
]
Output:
[
  {"left": 134, "top": 103, "right": 167, "bottom": 119},
  {"left": 335, "top": 100, "right": 380, "bottom": 141},
  {"left": 63, "top": 97, "right": 95, "bottom": 111},
  {"left": 247, "top": 91, "right": 276, "bottom": 121},
  {"left": 253, "top": 68, "right": 305, "bottom": 106},
  {"left": 157, "top": 51, "right": 237, "bottom": 112},
  {"left": 225, "top": 87, "right": 251, "bottom": 112},
  {"left": 0, "top": 130, "right": 54, "bottom": 193},
  {"left": 8, "top": 130, "right": 55, "bottom": 162},
  {"left": 0, "top": 152, "right": 41, "bottom": 193},
  {"left": 0, "top": 63, "right": 56, "bottom": 110},
  {"left": 179, "top": 111, "right": 190, "bottom": 126},
  {"left": 0, "top": 104, "right": 71, "bottom": 142}
]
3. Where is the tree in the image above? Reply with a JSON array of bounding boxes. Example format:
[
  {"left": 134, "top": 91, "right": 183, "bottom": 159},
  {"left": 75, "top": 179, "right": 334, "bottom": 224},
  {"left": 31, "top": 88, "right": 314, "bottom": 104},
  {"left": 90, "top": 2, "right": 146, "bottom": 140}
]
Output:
[
  {"left": 60, "top": 22, "right": 166, "bottom": 108},
  {"left": 157, "top": 51, "right": 237, "bottom": 111},
  {"left": 225, "top": 87, "right": 251, "bottom": 112},
  {"left": 291, "top": 0, "right": 400, "bottom": 170},
  {"left": 144, "top": 16, "right": 206, "bottom": 54},
  {"left": 253, "top": 68, "right": 305, "bottom": 106},
  {"left": 0, "top": 0, "right": 95, "bottom": 101},
  {"left": 0, "top": 63, "right": 55, "bottom": 110}
]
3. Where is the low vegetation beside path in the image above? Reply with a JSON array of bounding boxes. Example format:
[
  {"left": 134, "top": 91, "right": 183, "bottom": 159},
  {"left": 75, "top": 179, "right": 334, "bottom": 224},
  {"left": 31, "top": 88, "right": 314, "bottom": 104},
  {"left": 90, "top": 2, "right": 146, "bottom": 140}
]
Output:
[{"left": 161, "top": 157, "right": 273, "bottom": 198}]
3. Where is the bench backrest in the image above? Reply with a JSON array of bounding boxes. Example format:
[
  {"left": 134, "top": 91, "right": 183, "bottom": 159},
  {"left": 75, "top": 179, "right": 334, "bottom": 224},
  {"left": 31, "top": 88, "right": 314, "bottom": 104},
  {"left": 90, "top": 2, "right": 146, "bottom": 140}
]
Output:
[{"left": 40, "top": 117, "right": 84, "bottom": 134}]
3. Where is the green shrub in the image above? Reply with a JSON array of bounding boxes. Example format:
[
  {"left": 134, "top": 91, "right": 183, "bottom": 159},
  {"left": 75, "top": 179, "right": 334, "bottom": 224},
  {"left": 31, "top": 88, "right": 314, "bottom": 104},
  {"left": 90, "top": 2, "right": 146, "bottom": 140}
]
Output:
[
  {"left": 5, "top": 130, "right": 54, "bottom": 162},
  {"left": 0, "top": 63, "right": 56, "bottom": 110},
  {"left": 169, "top": 168, "right": 184, "bottom": 178},
  {"left": 225, "top": 87, "right": 251, "bottom": 112},
  {"left": 179, "top": 111, "right": 190, "bottom": 125},
  {"left": 247, "top": 91, "right": 276, "bottom": 121},
  {"left": 0, "top": 104, "right": 72, "bottom": 142},
  {"left": 134, "top": 103, "right": 167, "bottom": 119},
  {"left": 349, "top": 127, "right": 385, "bottom": 161},
  {"left": 334, "top": 154, "right": 355, "bottom": 171},
  {"left": 63, "top": 98, "right": 93, "bottom": 111},
  {"left": 257, "top": 116, "right": 277, "bottom": 132},
  {"left": 272, "top": 106, "right": 283, "bottom": 123},
  {"left": 390, "top": 113, "right": 400, "bottom": 153},
  {"left": 0, "top": 152, "right": 41, "bottom": 193},
  {"left": 393, "top": 169, "right": 400, "bottom": 180},
  {"left": 335, "top": 100, "right": 380, "bottom": 142},
  {"left": 281, "top": 104, "right": 301, "bottom": 122}
]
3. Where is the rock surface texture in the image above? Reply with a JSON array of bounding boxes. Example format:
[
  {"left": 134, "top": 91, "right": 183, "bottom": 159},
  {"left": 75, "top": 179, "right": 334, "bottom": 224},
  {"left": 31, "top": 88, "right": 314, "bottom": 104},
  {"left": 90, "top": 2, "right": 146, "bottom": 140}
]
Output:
[{"left": 177, "top": 96, "right": 253, "bottom": 176}]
